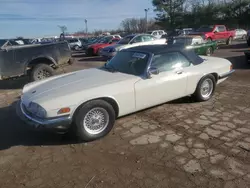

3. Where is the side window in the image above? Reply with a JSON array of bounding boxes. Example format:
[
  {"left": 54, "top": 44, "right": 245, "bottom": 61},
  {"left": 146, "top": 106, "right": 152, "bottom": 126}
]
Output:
[
  {"left": 218, "top": 26, "right": 226, "bottom": 32},
  {"left": 131, "top": 36, "right": 143, "bottom": 43},
  {"left": 152, "top": 32, "right": 158, "bottom": 36},
  {"left": 151, "top": 52, "right": 190, "bottom": 73},
  {"left": 214, "top": 26, "right": 219, "bottom": 32},
  {"left": 142, "top": 35, "right": 154, "bottom": 41},
  {"left": 159, "top": 31, "right": 164, "bottom": 35}
]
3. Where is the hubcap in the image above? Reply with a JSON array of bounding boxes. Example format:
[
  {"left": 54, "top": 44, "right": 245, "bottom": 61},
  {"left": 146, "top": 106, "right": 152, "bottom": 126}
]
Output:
[
  {"left": 200, "top": 78, "right": 213, "bottom": 98},
  {"left": 83, "top": 107, "right": 109, "bottom": 135},
  {"left": 37, "top": 70, "right": 51, "bottom": 80}
]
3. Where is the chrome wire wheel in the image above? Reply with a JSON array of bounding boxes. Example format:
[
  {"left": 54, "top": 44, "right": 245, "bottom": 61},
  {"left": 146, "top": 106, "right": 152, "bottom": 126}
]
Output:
[
  {"left": 83, "top": 107, "right": 109, "bottom": 135},
  {"left": 37, "top": 69, "right": 51, "bottom": 79},
  {"left": 200, "top": 78, "right": 214, "bottom": 99}
]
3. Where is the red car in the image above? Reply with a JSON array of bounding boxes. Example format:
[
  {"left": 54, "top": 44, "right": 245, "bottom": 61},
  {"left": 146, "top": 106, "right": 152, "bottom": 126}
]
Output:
[
  {"left": 192, "top": 25, "right": 235, "bottom": 45},
  {"left": 87, "top": 36, "right": 120, "bottom": 56}
]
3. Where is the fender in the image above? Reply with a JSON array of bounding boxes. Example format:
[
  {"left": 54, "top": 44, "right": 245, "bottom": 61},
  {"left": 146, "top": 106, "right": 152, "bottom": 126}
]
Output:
[{"left": 24, "top": 55, "right": 57, "bottom": 74}]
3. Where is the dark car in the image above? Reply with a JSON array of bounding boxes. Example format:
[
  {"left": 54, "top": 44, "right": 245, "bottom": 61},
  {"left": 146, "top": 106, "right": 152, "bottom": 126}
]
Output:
[{"left": 0, "top": 39, "right": 73, "bottom": 81}]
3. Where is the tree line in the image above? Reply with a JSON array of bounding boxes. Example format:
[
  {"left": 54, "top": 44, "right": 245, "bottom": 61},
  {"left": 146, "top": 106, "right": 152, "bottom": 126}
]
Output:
[{"left": 153, "top": 0, "right": 250, "bottom": 30}]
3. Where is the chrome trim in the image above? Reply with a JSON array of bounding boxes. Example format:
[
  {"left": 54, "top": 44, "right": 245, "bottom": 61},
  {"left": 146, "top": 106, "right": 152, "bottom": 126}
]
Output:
[
  {"left": 19, "top": 101, "right": 72, "bottom": 126},
  {"left": 219, "top": 69, "right": 235, "bottom": 79}
]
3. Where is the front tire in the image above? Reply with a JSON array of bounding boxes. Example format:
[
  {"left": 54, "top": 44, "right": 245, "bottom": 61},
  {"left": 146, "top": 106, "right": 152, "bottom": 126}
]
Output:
[
  {"left": 193, "top": 74, "right": 216, "bottom": 102},
  {"left": 73, "top": 100, "right": 116, "bottom": 142},
  {"left": 30, "top": 64, "right": 55, "bottom": 81}
]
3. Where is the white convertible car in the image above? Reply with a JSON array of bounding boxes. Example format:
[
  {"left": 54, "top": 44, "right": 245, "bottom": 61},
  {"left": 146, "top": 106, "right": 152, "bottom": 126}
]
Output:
[{"left": 17, "top": 45, "right": 234, "bottom": 141}]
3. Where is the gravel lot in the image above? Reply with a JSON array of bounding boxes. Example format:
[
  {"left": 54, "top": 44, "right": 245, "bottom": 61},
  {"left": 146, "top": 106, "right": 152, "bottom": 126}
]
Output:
[{"left": 0, "top": 41, "right": 250, "bottom": 188}]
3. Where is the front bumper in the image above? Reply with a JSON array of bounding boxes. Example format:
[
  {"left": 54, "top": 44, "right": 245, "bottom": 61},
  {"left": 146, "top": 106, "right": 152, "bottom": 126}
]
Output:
[
  {"left": 219, "top": 69, "right": 235, "bottom": 79},
  {"left": 16, "top": 100, "right": 72, "bottom": 131}
]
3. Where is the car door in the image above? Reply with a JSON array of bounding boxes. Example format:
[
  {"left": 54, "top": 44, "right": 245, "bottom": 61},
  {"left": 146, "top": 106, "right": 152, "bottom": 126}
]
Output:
[
  {"left": 134, "top": 51, "right": 190, "bottom": 110},
  {"left": 141, "top": 35, "right": 155, "bottom": 45},
  {"left": 129, "top": 35, "right": 144, "bottom": 48}
]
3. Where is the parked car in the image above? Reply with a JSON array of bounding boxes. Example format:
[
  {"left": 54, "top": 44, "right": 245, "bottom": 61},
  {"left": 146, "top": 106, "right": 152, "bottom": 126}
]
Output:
[
  {"left": 233, "top": 29, "right": 247, "bottom": 40},
  {"left": 86, "top": 36, "right": 121, "bottom": 56},
  {"left": 191, "top": 25, "right": 235, "bottom": 45},
  {"left": 65, "top": 38, "right": 82, "bottom": 51},
  {"left": 147, "top": 30, "right": 166, "bottom": 39},
  {"left": 161, "top": 28, "right": 194, "bottom": 43},
  {"left": 81, "top": 37, "right": 104, "bottom": 51},
  {"left": 168, "top": 35, "right": 217, "bottom": 56},
  {"left": 100, "top": 34, "right": 166, "bottom": 59},
  {"left": 17, "top": 44, "right": 234, "bottom": 142},
  {"left": 244, "top": 49, "right": 250, "bottom": 63},
  {"left": 0, "top": 39, "right": 73, "bottom": 81},
  {"left": 246, "top": 30, "right": 250, "bottom": 46}
]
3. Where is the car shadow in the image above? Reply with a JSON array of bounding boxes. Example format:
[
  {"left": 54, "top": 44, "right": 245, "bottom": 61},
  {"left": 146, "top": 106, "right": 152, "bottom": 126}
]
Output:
[
  {"left": 225, "top": 55, "right": 250, "bottom": 69},
  {"left": 78, "top": 56, "right": 106, "bottom": 62},
  {"left": 0, "top": 101, "right": 79, "bottom": 151},
  {"left": 0, "top": 77, "right": 29, "bottom": 90},
  {"left": 219, "top": 42, "right": 248, "bottom": 50},
  {"left": 72, "top": 52, "right": 86, "bottom": 58}
]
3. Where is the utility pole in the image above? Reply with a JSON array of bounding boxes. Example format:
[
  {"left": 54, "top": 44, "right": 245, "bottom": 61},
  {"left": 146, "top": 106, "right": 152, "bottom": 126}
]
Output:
[
  {"left": 144, "top": 8, "right": 149, "bottom": 33},
  {"left": 85, "top": 19, "right": 88, "bottom": 35}
]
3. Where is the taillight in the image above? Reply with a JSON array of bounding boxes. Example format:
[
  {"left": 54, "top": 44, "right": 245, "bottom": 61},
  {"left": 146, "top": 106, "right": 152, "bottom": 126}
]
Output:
[{"left": 230, "top": 64, "right": 233, "bottom": 71}]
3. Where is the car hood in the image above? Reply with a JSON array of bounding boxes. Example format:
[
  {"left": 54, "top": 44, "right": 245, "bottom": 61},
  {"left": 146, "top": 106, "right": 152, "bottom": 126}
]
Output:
[{"left": 21, "top": 68, "right": 137, "bottom": 102}]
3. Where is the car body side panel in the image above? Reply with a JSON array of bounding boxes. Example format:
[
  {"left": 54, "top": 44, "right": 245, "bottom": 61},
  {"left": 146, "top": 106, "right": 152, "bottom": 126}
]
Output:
[
  {"left": 185, "top": 56, "right": 232, "bottom": 95},
  {"left": 0, "top": 42, "right": 71, "bottom": 79}
]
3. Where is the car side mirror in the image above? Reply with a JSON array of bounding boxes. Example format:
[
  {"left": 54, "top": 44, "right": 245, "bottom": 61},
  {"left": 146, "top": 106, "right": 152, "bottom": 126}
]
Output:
[
  {"left": 214, "top": 31, "right": 218, "bottom": 33},
  {"left": 148, "top": 67, "right": 159, "bottom": 77}
]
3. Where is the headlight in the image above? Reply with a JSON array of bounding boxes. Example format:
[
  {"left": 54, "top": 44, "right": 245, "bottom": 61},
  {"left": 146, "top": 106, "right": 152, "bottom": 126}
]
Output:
[{"left": 27, "top": 102, "right": 47, "bottom": 118}]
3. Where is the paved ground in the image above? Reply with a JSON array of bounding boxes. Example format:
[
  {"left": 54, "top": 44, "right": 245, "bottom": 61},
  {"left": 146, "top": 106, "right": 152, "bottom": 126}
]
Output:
[{"left": 0, "top": 41, "right": 250, "bottom": 188}]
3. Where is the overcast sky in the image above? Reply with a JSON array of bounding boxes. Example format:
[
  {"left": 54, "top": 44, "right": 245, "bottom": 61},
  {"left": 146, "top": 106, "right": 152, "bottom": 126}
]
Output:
[{"left": 0, "top": 0, "right": 156, "bottom": 38}]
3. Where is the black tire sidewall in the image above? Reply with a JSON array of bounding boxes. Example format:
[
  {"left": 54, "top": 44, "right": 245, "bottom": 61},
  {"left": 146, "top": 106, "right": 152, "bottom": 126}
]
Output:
[
  {"left": 194, "top": 74, "right": 216, "bottom": 102},
  {"left": 74, "top": 100, "right": 116, "bottom": 142},
  {"left": 30, "top": 64, "right": 55, "bottom": 81}
]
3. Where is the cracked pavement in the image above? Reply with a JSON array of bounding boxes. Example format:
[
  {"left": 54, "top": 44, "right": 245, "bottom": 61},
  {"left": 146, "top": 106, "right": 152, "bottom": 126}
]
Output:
[{"left": 0, "top": 42, "right": 250, "bottom": 188}]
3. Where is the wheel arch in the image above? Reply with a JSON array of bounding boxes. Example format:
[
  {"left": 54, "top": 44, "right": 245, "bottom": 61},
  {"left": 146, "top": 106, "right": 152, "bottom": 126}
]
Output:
[
  {"left": 26, "top": 56, "right": 57, "bottom": 74},
  {"left": 193, "top": 72, "right": 218, "bottom": 94},
  {"left": 72, "top": 96, "right": 120, "bottom": 120}
]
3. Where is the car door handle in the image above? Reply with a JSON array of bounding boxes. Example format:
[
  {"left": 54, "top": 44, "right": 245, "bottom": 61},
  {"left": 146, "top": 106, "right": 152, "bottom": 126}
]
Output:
[{"left": 176, "top": 70, "right": 183, "bottom": 74}]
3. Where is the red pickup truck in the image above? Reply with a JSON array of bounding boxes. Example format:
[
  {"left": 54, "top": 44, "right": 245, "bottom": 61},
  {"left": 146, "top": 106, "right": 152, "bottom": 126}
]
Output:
[{"left": 192, "top": 25, "right": 235, "bottom": 45}]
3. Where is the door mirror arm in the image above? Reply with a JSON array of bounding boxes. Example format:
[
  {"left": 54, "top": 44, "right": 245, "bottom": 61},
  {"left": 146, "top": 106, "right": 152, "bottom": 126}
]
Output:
[{"left": 147, "top": 67, "right": 159, "bottom": 78}]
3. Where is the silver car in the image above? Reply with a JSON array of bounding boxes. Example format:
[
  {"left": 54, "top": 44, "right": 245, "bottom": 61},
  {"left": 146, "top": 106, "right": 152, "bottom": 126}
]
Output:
[
  {"left": 100, "top": 34, "right": 166, "bottom": 59},
  {"left": 66, "top": 38, "right": 82, "bottom": 50}
]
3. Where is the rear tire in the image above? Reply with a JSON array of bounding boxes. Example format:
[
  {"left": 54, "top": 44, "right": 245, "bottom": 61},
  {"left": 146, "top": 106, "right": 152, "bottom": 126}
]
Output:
[
  {"left": 87, "top": 48, "right": 93, "bottom": 56},
  {"left": 193, "top": 74, "right": 216, "bottom": 102},
  {"left": 30, "top": 64, "right": 55, "bottom": 81},
  {"left": 72, "top": 100, "right": 116, "bottom": 142}
]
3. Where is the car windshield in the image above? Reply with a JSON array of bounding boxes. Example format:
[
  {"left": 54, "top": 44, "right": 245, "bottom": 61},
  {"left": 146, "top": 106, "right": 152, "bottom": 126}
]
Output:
[
  {"left": 196, "top": 25, "right": 214, "bottom": 32},
  {"left": 118, "top": 36, "right": 135, "bottom": 44},
  {"left": 103, "top": 51, "right": 149, "bottom": 76}
]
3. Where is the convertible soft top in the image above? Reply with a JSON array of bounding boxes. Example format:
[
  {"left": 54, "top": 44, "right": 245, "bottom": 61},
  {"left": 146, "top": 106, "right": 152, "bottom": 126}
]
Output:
[{"left": 123, "top": 44, "right": 204, "bottom": 65}]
